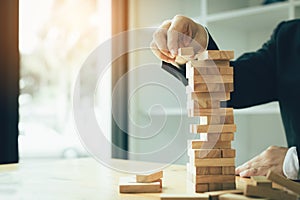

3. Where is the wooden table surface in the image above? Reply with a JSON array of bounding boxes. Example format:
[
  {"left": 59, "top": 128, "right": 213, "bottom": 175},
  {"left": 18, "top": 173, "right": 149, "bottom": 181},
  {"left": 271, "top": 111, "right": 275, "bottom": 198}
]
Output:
[{"left": 0, "top": 158, "right": 250, "bottom": 200}]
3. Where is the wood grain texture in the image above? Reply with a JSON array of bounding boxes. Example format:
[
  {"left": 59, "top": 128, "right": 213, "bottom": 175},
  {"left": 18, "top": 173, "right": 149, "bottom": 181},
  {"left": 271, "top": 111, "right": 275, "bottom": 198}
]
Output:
[
  {"left": 266, "top": 170, "right": 300, "bottom": 195},
  {"left": 250, "top": 176, "right": 272, "bottom": 188},
  {"left": 187, "top": 60, "right": 230, "bottom": 68},
  {"left": 160, "top": 193, "right": 209, "bottom": 200},
  {"left": 222, "top": 149, "right": 236, "bottom": 158},
  {"left": 220, "top": 193, "right": 267, "bottom": 200},
  {"left": 195, "top": 50, "right": 234, "bottom": 60},
  {"left": 190, "top": 174, "right": 236, "bottom": 184},
  {"left": 190, "top": 74, "right": 234, "bottom": 84},
  {"left": 188, "top": 67, "right": 234, "bottom": 76},
  {"left": 188, "top": 83, "right": 234, "bottom": 93},
  {"left": 187, "top": 99, "right": 220, "bottom": 109},
  {"left": 190, "top": 158, "right": 235, "bottom": 167},
  {"left": 189, "top": 140, "right": 232, "bottom": 149},
  {"left": 188, "top": 149, "right": 222, "bottom": 159},
  {"left": 190, "top": 92, "right": 231, "bottom": 101},
  {"left": 136, "top": 171, "right": 163, "bottom": 183},
  {"left": 222, "top": 166, "right": 236, "bottom": 175},
  {"left": 119, "top": 176, "right": 161, "bottom": 193},
  {"left": 190, "top": 124, "right": 236, "bottom": 133}
]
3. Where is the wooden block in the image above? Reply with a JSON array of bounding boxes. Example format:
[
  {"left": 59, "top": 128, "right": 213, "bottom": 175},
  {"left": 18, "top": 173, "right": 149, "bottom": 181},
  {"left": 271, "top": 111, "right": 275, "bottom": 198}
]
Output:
[
  {"left": 222, "top": 167, "right": 236, "bottom": 175},
  {"left": 190, "top": 92, "right": 231, "bottom": 101},
  {"left": 188, "top": 149, "right": 222, "bottom": 158},
  {"left": 189, "top": 140, "right": 232, "bottom": 149},
  {"left": 220, "top": 193, "right": 267, "bottom": 200},
  {"left": 222, "top": 183, "right": 236, "bottom": 190},
  {"left": 136, "top": 171, "right": 163, "bottom": 183},
  {"left": 160, "top": 193, "right": 209, "bottom": 200},
  {"left": 119, "top": 176, "right": 161, "bottom": 193},
  {"left": 189, "top": 67, "right": 234, "bottom": 76},
  {"left": 266, "top": 170, "right": 300, "bottom": 195},
  {"left": 189, "top": 83, "right": 234, "bottom": 93},
  {"left": 176, "top": 47, "right": 194, "bottom": 64},
  {"left": 199, "top": 133, "right": 234, "bottom": 142},
  {"left": 222, "top": 149, "right": 236, "bottom": 158},
  {"left": 208, "top": 183, "right": 223, "bottom": 191},
  {"left": 195, "top": 50, "right": 234, "bottom": 60},
  {"left": 205, "top": 190, "right": 242, "bottom": 200},
  {"left": 188, "top": 108, "right": 233, "bottom": 116},
  {"left": 245, "top": 184, "right": 298, "bottom": 200},
  {"left": 196, "top": 183, "right": 209, "bottom": 193},
  {"left": 190, "top": 124, "right": 236, "bottom": 133},
  {"left": 192, "top": 158, "right": 235, "bottom": 167},
  {"left": 191, "top": 174, "right": 236, "bottom": 184},
  {"left": 251, "top": 176, "right": 272, "bottom": 188},
  {"left": 178, "top": 47, "right": 194, "bottom": 56},
  {"left": 187, "top": 60, "right": 230, "bottom": 68},
  {"left": 190, "top": 74, "right": 234, "bottom": 84},
  {"left": 221, "top": 115, "right": 235, "bottom": 124},
  {"left": 188, "top": 163, "right": 223, "bottom": 175},
  {"left": 187, "top": 99, "right": 220, "bottom": 109}
]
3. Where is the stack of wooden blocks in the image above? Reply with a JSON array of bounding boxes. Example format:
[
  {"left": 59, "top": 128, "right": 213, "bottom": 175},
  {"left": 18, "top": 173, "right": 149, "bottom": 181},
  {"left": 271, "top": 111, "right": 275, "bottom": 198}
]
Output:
[{"left": 179, "top": 47, "right": 236, "bottom": 193}]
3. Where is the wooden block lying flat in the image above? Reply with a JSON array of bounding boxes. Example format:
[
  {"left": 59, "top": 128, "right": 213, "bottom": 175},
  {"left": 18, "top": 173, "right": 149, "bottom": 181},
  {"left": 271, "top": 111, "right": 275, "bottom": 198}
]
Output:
[
  {"left": 192, "top": 158, "right": 235, "bottom": 167},
  {"left": 245, "top": 184, "right": 298, "bottom": 200},
  {"left": 187, "top": 60, "right": 230, "bottom": 68},
  {"left": 250, "top": 176, "right": 272, "bottom": 188},
  {"left": 190, "top": 124, "right": 236, "bottom": 133},
  {"left": 190, "top": 75, "right": 234, "bottom": 84},
  {"left": 220, "top": 193, "right": 267, "bottom": 200},
  {"left": 196, "top": 50, "right": 234, "bottom": 60},
  {"left": 191, "top": 174, "right": 236, "bottom": 184},
  {"left": 190, "top": 92, "right": 231, "bottom": 101},
  {"left": 160, "top": 193, "right": 209, "bottom": 200},
  {"left": 136, "top": 171, "right": 163, "bottom": 183},
  {"left": 266, "top": 170, "right": 300, "bottom": 195},
  {"left": 222, "top": 166, "right": 236, "bottom": 175},
  {"left": 187, "top": 99, "right": 220, "bottom": 109},
  {"left": 187, "top": 163, "right": 222, "bottom": 175},
  {"left": 220, "top": 115, "right": 235, "bottom": 124},
  {"left": 190, "top": 83, "right": 234, "bottom": 93},
  {"left": 222, "top": 149, "right": 236, "bottom": 158},
  {"left": 188, "top": 149, "right": 222, "bottom": 158},
  {"left": 199, "top": 133, "right": 234, "bottom": 142},
  {"left": 188, "top": 140, "right": 232, "bottom": 149},
  {"left": 189, "top": 67, "right": 233, "bottom": 76},
  {"left": 205, "top": 190, "right": 242, "bottom": 200},
  {"left": 189, "top": 108, "right": 233, "bottom": 116},
  {"left": 119, "top": 176, "right": 161, "bottom": 193}
]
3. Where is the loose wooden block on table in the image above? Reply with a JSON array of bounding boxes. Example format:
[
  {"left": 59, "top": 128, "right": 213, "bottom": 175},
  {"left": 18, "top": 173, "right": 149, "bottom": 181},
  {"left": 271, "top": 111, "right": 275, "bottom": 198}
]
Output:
[
  {"left": 187, "top": 83, "right": 234, "bottom": 93},
  {"left": 244, "top": 184, "right": 298, "bottom": 200},
  {"left": 136, "top": 171, "right": 163, "bottom": 183},
  {"left": 190, "top": 124, "right": 236, "bottom": 133},
  {"left": 160, "top": 193, "right": 209, "bottom": 200},
  {"left": 188, "top": 140, "right": 232, "bottom": 149},
  {"left": 250, "top": 176, "right": 272, "bottom": 188},
  {"left": 266, "top": 170, "right": 300, "bottom": 195},
  {"left": 219, "top": 193, "right": 267, "bottom": 200},
  {"left": 119, "top": 176, "right": 161, "bottom": 193},
  {"left": 204, "top": 189, "right": 243, "bottom": 200},
  {"left": 195, "top": 50, "right": 234, "bottom": 60}
]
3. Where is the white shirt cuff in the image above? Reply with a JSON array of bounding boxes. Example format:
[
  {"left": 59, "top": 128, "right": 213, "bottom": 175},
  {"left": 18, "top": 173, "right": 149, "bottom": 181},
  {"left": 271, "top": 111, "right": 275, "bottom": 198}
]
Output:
[{"left": 283, "top": 146, "right": 299, "bottom": 180}]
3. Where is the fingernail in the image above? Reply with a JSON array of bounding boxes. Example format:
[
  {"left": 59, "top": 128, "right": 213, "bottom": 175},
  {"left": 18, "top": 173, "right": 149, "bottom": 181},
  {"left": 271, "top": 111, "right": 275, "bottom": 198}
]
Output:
[{"left": 239, "top": 171, "right": 247, "bottom": 177}]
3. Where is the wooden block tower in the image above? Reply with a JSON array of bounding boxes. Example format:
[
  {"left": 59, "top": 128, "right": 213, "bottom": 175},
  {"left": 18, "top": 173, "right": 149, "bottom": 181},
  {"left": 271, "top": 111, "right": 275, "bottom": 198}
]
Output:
[{"left": 179, "top": 47, "right": 236, "bottom": 193}]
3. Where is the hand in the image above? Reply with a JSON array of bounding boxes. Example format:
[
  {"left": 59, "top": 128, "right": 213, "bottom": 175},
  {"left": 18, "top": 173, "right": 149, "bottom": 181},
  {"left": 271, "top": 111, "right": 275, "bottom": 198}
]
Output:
[
  {"left": 150, "top": 15, "right": 208, "bottom": 65},
  {"left": 236, "top": 146, "right": 288, "bottom": 177}
]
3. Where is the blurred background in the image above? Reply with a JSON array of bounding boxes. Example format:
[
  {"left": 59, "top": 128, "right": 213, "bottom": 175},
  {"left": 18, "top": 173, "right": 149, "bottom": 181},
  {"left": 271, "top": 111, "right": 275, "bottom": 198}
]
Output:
[{"left": 3, "top": 0, "right": 298, "bottom": 165}]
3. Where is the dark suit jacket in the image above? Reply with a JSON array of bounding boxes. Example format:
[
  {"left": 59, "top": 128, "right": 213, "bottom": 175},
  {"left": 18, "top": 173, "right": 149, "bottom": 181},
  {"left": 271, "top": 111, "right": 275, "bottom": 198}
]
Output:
[{"left": 162, "top": 19, "right": 300, "bottom": 163}]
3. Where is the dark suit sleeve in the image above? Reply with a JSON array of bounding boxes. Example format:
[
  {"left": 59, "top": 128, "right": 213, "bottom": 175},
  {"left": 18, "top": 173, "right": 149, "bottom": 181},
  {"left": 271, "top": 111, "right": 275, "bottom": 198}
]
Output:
[{"left": 226, "top": 23, "right": 285, "bottom": 108}]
